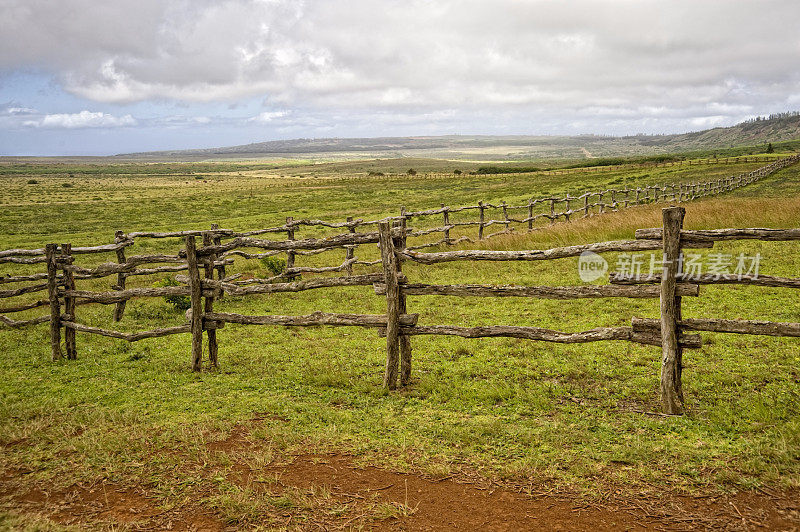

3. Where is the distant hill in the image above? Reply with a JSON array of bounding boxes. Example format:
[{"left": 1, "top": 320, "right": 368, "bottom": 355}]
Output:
[{"left": 117, "top": 113, "right": 800, "bottom": 162}]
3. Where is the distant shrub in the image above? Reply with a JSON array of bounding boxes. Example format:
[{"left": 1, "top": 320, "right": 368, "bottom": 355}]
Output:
[
  {"left": 407, "top": 168, "right": 417, "bottom": 176},
  {"left": 153, "top": 277, "right": 190, "bottom": 311},
  {"left": 260, "top": 256, "right": 287, "bottom": 277},
  {"left": 766, "top": 143, "right": 775, "bottom": 153},
  {"left": 453, "top": 169, "right": 462, "bottom": 175},
  {"left": 476, "top": 165, "right": 541, "bottom": 175},
  {"left": 367, "top": 171, "right": 385, "bottom": 176},
  {"left": 62, "top": 183, "right": 73, "bottom": 188},
  {"left": 27, "top": 179, "right": 38, "bottom": 184}
]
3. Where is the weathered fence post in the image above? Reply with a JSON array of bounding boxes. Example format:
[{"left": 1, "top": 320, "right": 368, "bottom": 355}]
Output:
[
  {"left": 549, "top": 198, "right": 555, "bottom": 224},
  {"left": 286, "top": 216, "right": 297, "bottom": 280},
  {"left": 441, "top": 203, "right": 451, "bottom": 245},
  {"left": 345, "top": 216, "right": 355, "bottom": 276},
  {"left": 112, "top": 230, "right": 127, "bottom": 321},
  {"left": 660, "top": 206, "right": 685, "bottom": 415},
  {"left": 502, "top": 201, "right": 510, "bottom": 231},
  {"left": 202, "top": 232, "right": 218, "bottom": 368},
  {"left": 527, "top": 199, "right": 534, "bottom": 230},
  {"left": 478, "top": 201, "right": 485, "bottom": 240},
  {"left": 564, "top": 194, "right": 571, "bottom": 222},
  {"left": 61, "top": 243, "right": 77, "bottom": 360},
  {"left": 378, "top": 221, "right": 400, "bottom": 389},
  {"left": 210, "top": 223, "right": 225, "bottom": 282},
  {"left": 45, "top": 244, "right": 63, "bottom": 361},
  {"left": 394, "top": 218, "right": 413, "bottom": 386},
  {"left": 583, "top": 194, "right": 589, "bottom": 217},
  {"left": 185, "top": 236, "right": 203, "bottom": 372}
]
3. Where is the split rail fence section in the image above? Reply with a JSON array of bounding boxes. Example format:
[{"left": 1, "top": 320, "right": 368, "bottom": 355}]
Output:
[{"left": 3, "top": 206, "right": 800, "bottom": 413}]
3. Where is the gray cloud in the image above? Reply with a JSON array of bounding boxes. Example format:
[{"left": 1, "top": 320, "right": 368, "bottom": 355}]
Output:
[{"left": 1, "top": 0, "right": 800, "bottom": 137}]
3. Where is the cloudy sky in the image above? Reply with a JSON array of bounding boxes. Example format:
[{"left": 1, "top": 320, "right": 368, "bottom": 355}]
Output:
[{"left": 1, "top": 0, "right": 799, "bottom": 155}]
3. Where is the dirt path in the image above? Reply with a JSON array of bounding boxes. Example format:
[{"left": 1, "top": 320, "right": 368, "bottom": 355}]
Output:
[
  {"left": 2, "top": 422, "right": 799, "bottom": 530},
  {"left": 580, "top": 147, "right": 595, "bottom": 158}
]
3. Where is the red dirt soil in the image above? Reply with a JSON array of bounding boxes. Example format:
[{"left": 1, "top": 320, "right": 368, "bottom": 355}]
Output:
[{"left": 2, "top": 422, "right": 799, "bottom": 531}]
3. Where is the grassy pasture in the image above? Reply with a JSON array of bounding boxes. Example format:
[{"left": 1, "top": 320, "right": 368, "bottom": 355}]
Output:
[{"left": 1, "top": 155, "right": 799, "bottom": 527}]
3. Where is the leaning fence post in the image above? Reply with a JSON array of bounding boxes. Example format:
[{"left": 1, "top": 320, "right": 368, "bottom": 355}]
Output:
[
  {"left": 61, "top": 243, "right": 77, "bottom": 360},
  {"left": 185, "top": 236, "right": 203, "bottom": 372},
  {"left": 378, "top": 221, "right": 400, "bottom": 389},
  {"left": 660, "top": 206, "right": 685, "bottom": 415},
  {"left": 441, "top": 203, "right": 451, "bottom": 245},
  {"left": 394, "top": 219, "right": 413, "bottom": 386},
  {"left": 286, "top": 216, "right": 297, "bottom": 280},
  {"left": 202, "top": 232, "right": 219, "bottom": 368},
  {"left": 45, "top": 244, "right": 63, "bottom": 361},
  {"left": 210, "top": 223, "right": 225, "bottom": 283},
  {"left": 345, "top": 216, "right": 355, "bottom": 276},
  {"left": 478, "top": 201, "right": 485, "bottom": 240},
  {"left": 112, "top": 230, "right": 127, "bottom": 321}
]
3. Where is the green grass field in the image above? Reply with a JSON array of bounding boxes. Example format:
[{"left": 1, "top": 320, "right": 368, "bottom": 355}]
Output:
[{"left": 1, "top": 152, "right": 799, "bottom": 528}]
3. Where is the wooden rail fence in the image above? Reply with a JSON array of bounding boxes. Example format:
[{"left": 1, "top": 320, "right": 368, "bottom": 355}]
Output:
[{"left": 2, "top": 155, "right": 800, "bottom": 413}]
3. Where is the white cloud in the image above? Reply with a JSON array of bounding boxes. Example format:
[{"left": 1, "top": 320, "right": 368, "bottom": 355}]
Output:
[
  {"left": 1, "top": 0, "right": 800, "bottom": 141},
  {"left": 24, "top": 110, "right": 137, "bottom": 129},
  {"left": 249, "top": 110, "right": 290, "bottom": 123}
]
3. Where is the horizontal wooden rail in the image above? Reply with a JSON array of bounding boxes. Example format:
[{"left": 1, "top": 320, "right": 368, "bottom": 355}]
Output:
[
  {"left": 380, "top": 324, "right": 701, "bottom": 348},
  {"left": 632, "top": 317, "right": 800, "bottom": 337},
  {"left": 401, "top": 238, "right": 712, "bottom": 264},
  {"left": 177, "top": 273, "right": 390, "bottom": 295},
  {"left": 205, "top": 311, "right": 419, "bottom": 328},
  {"left": 0, "top": 314, "right": 51, "bottom": 327},
  {"left": 610, "top": 272, "right": 800, "bottom": 289},
  {"left": 635, "top": 228, "right": 800, "bottom": 241},
  {"left": 61, "top": 320, "right": 192, "bottom": 341},
  {"left": 61, "top": 286, "right": 215, "bottom": 304},
  {"left": 196, "top": 227, "right": 406, "bottom": 255},
  {"left": 374, "top": 282, "right": 700, "bottom": 298}
]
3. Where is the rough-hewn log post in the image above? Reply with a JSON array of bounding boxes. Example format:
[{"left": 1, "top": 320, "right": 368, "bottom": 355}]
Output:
[
  {"left": 660, "top": 206, "right": 685, "bottom": 414},
  {"left": 186, "top": 236, "right": 203, "bottom": 372},
  {"left": 286, "top": 216, "right": 297, "bottom": 280},
  {"left": 527, "top": 199, "right": 534, "bottom": 230},
  {"left": 394, "top": 219, "right": 413, "bottom": 386},
  {"left": 478, "top": 201, "right": 485, "bottom": 240},
  {"left": 378, "top": 222, "right": 400, "bottom": 389},
  {"left": 549, "top": 198, "right": 556, "bottom": 224},
  {"left": 210, "top": 223, "right": 225, "bottom": 282},
  {"left": 345, "top": 216, "right": 355, "bottom": 276},
  {"left": 442, "top": 203, "right": 451, "bottom": 245},
  {"left": 202, "top": 232, "right": 218, "bottom": 368},
  {"left": 564, "top": 194, "right": 571, "bottom": 222},
  {"left": 112, "top": 230, "right": 127, "bottom": 321},
  {"left": 501, "top": 201, "right": 510, "bottom": 231},
  {"left": 45, "top": 244, "right": 63, "bottom": 361},
  {"left": 583, "top": 194, "right": 589, "bottom": 217},
  {"left": 61, "top": 243, "right": 77, "bottom": 360},
  {"left": 598, "top": 193, "right": 605, "bottom": 214}
]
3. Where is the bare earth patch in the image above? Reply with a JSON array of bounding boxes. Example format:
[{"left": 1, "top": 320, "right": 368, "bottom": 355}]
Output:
[{"left": 1, "top": 421, "right": 799, "bottom": 531}]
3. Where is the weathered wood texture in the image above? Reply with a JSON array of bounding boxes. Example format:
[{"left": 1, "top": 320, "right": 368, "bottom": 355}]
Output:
[
  {"left": 395, "top": 219, "right": 413, "bottom": 386},
  {"left": 202, "top": 232, "right": 218, "bottom": 367},
  {"left": 45, "top": 244, "right": 63, "bottom": 361},
  {"left": 635, "top": 228, "right": 800, "bottom": 242},
  {"left": 112, "top": 230, "right": 128, "bottom": 321},
  {"left": 374, "top": 283, "right": 699, "bottom": 298},
  {"left": 206, "top": 311, "right": 418, "bottom": 327},
  {"left": 402, "top": 238, "right": 710, "bottom": 264},
  {"left": 379, "top": 221, "right": 401, "bottom": 389},
  {"left": 61, "top": 243, "right": 77, "bottom": 360},
  {"left": 632, "top": 317, "right": 800, "bottom": 337},
  {"left": 185, "top": 236, "right": 203, "bottom": 372},
  {"left": 61, "top": 321, "right": 191, "bottom": 342},
  {"left": 610, "top": 272, "right": 800, "bottom": 288},
  {"left": 660, "top": 207, "right": 685, "bottom": 415}
]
